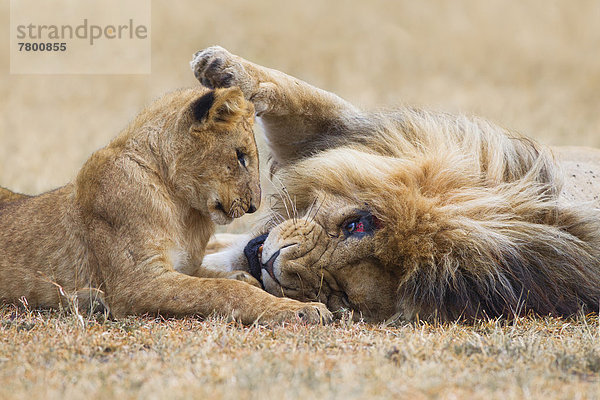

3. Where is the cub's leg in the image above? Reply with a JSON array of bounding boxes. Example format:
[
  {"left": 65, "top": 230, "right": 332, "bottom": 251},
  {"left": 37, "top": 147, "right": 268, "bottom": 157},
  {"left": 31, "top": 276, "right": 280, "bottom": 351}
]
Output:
[
  {"left": 190, "top": 266, "right": 261, "bottom": 289},
  {"left": 110, "top": 269, "right": 331, "bottom": 325},
  {"left": 191, "top": 46, "right": 368, "bottom": 166},
  {"left": 93, "top": 228, "right": 331, "bottom": 324}
]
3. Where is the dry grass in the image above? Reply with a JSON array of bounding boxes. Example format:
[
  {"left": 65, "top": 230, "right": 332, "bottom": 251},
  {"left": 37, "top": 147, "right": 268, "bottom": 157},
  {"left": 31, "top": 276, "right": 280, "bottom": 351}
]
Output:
[
  {"left": 1, "top": 305, "right": 599, "bottom": 399},
  {"left": 1, "top": 1, "right": 600, "bottom": 398}
]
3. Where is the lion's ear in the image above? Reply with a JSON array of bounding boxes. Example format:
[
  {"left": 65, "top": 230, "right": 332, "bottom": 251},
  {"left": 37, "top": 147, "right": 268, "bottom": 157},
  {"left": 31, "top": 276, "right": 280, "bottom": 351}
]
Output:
[{"left": 189, "top": 87, "right": 251, "bottom": 132}]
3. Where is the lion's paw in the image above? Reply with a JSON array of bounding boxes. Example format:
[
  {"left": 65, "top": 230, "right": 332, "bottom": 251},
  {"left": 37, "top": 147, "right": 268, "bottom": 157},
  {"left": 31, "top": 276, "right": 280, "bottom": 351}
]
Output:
[
  {"left": 227, "top": 270, "right": 262, "bottom": 288},
  {"left": 260, "top": 300, "right": 333, "bottom": 325},
  {"left": 191, "top": 46, "right": 255, "bottom": 94}
]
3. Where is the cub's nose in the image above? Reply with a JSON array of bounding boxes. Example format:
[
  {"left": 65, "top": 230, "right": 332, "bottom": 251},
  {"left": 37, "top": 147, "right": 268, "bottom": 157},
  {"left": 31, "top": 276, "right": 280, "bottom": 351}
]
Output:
[{"left": 247, "top": 204, "right": 257, "bottom": 214}]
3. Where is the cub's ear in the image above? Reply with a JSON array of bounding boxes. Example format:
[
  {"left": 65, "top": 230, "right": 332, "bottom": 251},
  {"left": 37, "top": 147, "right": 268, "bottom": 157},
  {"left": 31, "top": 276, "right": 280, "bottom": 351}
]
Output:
[
  {"left": 190, "top": 90, "right": 216, "bottom": 122},
  {"left": 189, "top": 87, "right": 253, "bottom": 132}
]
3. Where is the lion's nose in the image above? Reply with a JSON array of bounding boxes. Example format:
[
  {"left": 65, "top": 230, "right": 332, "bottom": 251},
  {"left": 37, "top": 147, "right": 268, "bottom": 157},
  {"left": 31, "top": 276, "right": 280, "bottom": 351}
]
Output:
[{"left": 247, "top": 204, "right": 257, "bottom": 214}]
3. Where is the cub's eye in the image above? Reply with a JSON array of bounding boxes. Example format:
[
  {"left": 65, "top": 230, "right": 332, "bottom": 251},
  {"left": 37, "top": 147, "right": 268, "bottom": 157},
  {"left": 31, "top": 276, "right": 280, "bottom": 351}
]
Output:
[{"left": 236, "top": 149, "right": 247, "bottom": 168}]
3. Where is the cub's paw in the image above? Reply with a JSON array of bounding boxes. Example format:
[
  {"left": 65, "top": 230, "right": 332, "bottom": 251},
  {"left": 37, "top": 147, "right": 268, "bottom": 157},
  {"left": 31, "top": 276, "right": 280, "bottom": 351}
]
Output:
[
  {"left": 191, "top": 46, "right": 255, "bottom": 94},
  {"left": 227, "top": 270, "right": 262, "bottom": 288},
  {"left": 260, "top": 299, "right": 333, "bottom": 325}
]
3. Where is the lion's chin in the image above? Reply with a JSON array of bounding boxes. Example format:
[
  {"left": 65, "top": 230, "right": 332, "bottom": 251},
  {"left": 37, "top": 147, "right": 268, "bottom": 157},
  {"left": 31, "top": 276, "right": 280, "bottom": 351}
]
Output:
[{"left": 260, "top": 272, "right": 281, "bottom": 294}]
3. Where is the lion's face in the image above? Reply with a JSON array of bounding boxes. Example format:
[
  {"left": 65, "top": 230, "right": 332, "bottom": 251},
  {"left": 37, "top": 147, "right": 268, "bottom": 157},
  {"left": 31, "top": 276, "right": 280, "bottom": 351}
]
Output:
[
  {"left": 242, "top": 148, "right": 424, "bottom": 322},
  {"left": 246, "top": 146, "right": 509, "bottom": 322},
  {"left": 256, "top": 194, "right": 400, "bottom": 322},
  {"left": 171, "top": 87, "right": 260, "bottom": 224}
]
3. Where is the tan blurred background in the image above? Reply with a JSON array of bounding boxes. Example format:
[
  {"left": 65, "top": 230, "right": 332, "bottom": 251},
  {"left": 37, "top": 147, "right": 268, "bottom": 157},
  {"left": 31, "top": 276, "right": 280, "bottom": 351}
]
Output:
[{"left": 1, "top": 0, "right": 599, "bottom": 200}]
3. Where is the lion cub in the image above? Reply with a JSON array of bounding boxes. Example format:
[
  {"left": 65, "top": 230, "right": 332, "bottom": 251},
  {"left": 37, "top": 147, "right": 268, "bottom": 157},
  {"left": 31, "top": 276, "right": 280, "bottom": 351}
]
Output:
[{"left": 0, "top": 87, "right": 332, "bottom": 325}]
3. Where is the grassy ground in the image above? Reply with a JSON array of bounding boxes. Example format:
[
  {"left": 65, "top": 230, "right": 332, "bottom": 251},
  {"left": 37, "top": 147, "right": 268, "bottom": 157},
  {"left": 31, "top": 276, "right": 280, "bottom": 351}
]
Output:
[
  {"left": 1, "top": 305, "right": 598, "bottom": 399},
  {"left": 1, "top": 1, "right": 600, "bottom": 398}
]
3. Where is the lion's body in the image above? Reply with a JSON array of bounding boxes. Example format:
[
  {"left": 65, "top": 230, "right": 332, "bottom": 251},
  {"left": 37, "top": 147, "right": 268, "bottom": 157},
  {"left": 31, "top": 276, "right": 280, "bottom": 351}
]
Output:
[
  {"left": 0, "top": 86, "right": 331, "bottom": 324},
  {"left": 0, "top": 187, "right": 29, "bottom": 204},
  {"left": 555, "top": 146, "right": 600, "bottom": 204},
  {"left": 195, "top": 47, "right": 600, "bottom": 322}
]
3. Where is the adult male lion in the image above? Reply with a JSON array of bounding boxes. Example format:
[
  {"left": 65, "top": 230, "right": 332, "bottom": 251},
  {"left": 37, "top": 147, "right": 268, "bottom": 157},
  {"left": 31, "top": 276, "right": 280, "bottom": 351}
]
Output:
[
  {"left": 193, "top": 46, "right": 600, "bottom": 322},
  {"left": 0, "top": 86, "right": 331, "bottom": 324}
]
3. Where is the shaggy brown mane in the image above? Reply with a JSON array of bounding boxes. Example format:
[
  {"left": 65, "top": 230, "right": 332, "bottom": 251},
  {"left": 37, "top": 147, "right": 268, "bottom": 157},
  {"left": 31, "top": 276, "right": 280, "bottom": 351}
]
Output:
[{"left": 273, "top": 109, "right": 600, "bottom": 320}]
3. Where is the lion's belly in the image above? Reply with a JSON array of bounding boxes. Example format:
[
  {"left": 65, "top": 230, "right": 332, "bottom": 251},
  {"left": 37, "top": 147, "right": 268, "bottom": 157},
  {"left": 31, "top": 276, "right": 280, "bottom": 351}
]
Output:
[{"left": 554, "top": 146, "right": 600, "bottom": 207}]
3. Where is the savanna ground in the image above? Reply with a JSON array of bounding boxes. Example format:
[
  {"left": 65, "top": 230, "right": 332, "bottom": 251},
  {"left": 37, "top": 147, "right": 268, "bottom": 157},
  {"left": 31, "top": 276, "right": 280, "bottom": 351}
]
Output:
[{"left": 1, "top": 1, "right": 599, "bottom": 398}]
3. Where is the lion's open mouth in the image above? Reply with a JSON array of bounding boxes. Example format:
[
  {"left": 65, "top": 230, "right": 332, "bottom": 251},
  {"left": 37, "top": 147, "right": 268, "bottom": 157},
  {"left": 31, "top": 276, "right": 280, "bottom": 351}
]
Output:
[
  {"left": 243, "top": 233, "right": 346, "bottom": 315},
  {"left": 261, "top": 249, "right": 282, "bottom": 284},
  {"left": 242, "top": 233, "right": 287, "bottom": 289},
  {"left": 244, "top": 233, "right": 268, "bottom": 286}
]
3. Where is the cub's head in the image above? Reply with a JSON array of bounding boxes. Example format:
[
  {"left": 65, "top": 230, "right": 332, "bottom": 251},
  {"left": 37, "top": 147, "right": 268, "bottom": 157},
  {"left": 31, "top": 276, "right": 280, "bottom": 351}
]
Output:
[{"left": 169, "top": 87, "right": 260, "bottom": 224}]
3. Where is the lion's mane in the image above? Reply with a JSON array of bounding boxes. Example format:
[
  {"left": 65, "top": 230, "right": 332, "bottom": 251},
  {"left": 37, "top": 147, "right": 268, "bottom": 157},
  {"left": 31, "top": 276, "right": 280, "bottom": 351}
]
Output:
[{"left": 274, "top": 108, "right": 600, "bottom": 319}]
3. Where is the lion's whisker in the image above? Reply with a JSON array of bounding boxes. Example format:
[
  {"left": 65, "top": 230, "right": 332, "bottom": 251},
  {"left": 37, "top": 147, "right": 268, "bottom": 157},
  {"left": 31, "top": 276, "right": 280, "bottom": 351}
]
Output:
[{"left": 266, "top": 174, "right": 294, "bottom": 220}]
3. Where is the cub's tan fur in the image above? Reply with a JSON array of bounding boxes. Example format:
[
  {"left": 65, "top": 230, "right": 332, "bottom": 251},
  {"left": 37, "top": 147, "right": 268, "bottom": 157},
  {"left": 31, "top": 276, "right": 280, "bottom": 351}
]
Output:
[
  {"left": 194, "top": 46, "right": 600, "bottom": 322},
  {"left": 0, "top": 86, "right": 332, "bottom": 324}
]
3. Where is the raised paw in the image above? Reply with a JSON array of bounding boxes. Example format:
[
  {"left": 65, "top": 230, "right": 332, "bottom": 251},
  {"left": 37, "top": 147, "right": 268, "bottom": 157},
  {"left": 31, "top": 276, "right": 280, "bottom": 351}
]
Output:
[
  {"left": 191, "top": 46, "right": 256, "bottom": 95},
  {"left": 260, "top": 299, "right": 333, "bottom": 325}
]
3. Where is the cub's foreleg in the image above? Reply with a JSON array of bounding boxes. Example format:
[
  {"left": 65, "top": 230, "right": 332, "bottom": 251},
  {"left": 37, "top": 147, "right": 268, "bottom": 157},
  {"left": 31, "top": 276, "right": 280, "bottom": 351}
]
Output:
[
  {"left": 93, "top": 230, "right": 330, "bottom": 324},
  {"left": 109, "top": 269, "right": 330, "bottom": 325}
]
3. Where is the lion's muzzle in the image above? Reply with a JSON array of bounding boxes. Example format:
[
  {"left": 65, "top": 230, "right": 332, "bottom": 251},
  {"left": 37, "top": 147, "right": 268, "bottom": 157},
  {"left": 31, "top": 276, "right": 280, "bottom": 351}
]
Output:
[{"left": 244, "top": 220, "right": 332, "bottom": 302}]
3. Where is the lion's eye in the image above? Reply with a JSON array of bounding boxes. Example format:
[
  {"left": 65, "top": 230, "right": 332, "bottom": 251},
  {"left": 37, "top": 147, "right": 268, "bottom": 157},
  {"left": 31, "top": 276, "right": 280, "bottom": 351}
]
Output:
[
  {"left": 236, "top": 149, "right": 247, "bottom": 168},
  {"left": 342, "top": 212, "right": 380, "bottom": 237},
  {"left": 345, "top": 220, "right": 364, "bottom": 234}
]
